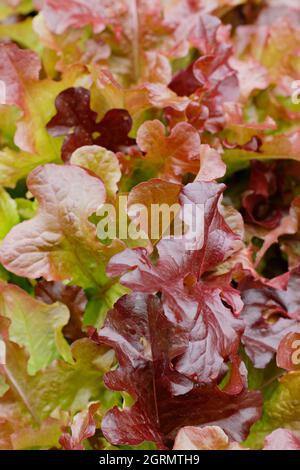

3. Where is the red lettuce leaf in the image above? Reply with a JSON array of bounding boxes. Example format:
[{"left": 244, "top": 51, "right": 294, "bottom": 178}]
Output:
[
  {"left": 242, "top": 161, "right": 282, "bottom": 230},
  {"left": 59, "top": 403, "right": 100, "bottom": 450},
  {"left": 136, "top": 120, "right": 201, "bottom": 181},
  {"left": 47, "top": 87, "right": 135, "bottom": 161},
  {"left": 240, "top": 267, "right": 300, "bottom": 368},
  {"left": 98, "top": 293, "right": 262, "bottom": 449},
  {"left": 0, "top": 43, "right": 41, "bottom": 109},
  {"left": 107, "top": 181, "right": 244, "bottom": 384},
  {"left": 168, "top": 14, "right": 239, "bottom": 133}
]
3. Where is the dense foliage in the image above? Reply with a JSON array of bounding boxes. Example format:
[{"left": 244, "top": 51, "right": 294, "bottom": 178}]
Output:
[{"left": 0, "top": 0, "right": 300, "bottom": 450}]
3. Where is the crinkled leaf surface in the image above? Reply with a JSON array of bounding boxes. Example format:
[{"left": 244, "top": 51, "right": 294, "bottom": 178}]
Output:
[
  {"left": 0, "top": 333, "right": 116, "bottom": 449},
  {"left": 60, "top": 402, "right": 100, "bottom": 450},
  {"left": 136, "top": 120, "right": 201, "bottom": 181},
  {"left": 0, "top": 44, "right": 87, "bottom": 157},
  {"left": 70, "top": 145, "right": 121, "bottom": 199},
  {"left": 47, "top": 87, "right": 135, "bottom": 161},
  {"left": 0, "top": 164, "right": 122, "bottom": 289},
  {"left": 0, "top": 281, "right": 71, "bottom": 375},
  {"left": 240, "top": 267, "right": 300, "bottom": 369},
  {"left": 173, "top": 426, "right": 246, "bottom": 450},
  {"left": 107, "top": 181, "right": 244, "bottom": 384},
  {"left": 1, "top": 0, "right": 300, "bottom": 452},
  {"left": 98, "top": 293, "right": 261, "bottom": 449}
]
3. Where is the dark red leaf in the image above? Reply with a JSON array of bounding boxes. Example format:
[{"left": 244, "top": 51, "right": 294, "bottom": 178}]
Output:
[
  {"left": 98, "top": 293, "right": 262, "bottom": 449},
  {"left": 168, "top": 14, "right": 239, "bottom": 133},
  {"left": 242, "top": 161, "right": 283, "bottom": 229},
  {"left": 240, "top": 266, "right": 300, "bottom": 368},
  {"left": 107, "top": 181, "right": 244, "bottom": 385}
]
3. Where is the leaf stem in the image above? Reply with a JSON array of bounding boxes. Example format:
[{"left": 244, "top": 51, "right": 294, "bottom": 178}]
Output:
[{"left": 127, "top": 0, "right": 140, "bottom": 82}]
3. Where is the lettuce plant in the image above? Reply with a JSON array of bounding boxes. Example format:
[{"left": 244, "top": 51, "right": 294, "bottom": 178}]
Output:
[{"left": 0, "top": 0, "right": 300, "bottom": 451}]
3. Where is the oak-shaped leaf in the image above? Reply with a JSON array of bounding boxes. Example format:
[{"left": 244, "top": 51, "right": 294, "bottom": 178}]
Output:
[
  {"left": 229, "top": 58, "right": 269, "bottom": 104},
  {"left": 136, "top": 120, "right": 201, "bottom": 182},
  {"left": 0, "top": 164, "right": 123, "bottom": 289},
  {"left": 234, "top": 17, "right": 300, "bottom": 89},
  {"left": 107, "top": 181, "right": 244, "bottom": 384},
  {"left": 47, "top": 87, "right": 135, "bottom": 161},
  {"left": 98, "top": 293, "right": 262, "bottom": 449},
  {"left": 0, "top": 44, "right": 88, "bottom": 157},
  {"left": 70, "top": 145, "right": 121, "bottom": 199},
  {"left": 169, "top": 14, "right": 239, "bottom": 133},
  {"left": 127, "top": 178, "right": 181, "bottom": 244},
  {"left": 196, "top": 145, "right": 226, "bottom": 182}
]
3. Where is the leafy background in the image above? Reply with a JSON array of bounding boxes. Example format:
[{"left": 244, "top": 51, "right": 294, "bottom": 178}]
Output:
[{"left": 0, "top": 0, "right": 300, "bottom": 450}]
